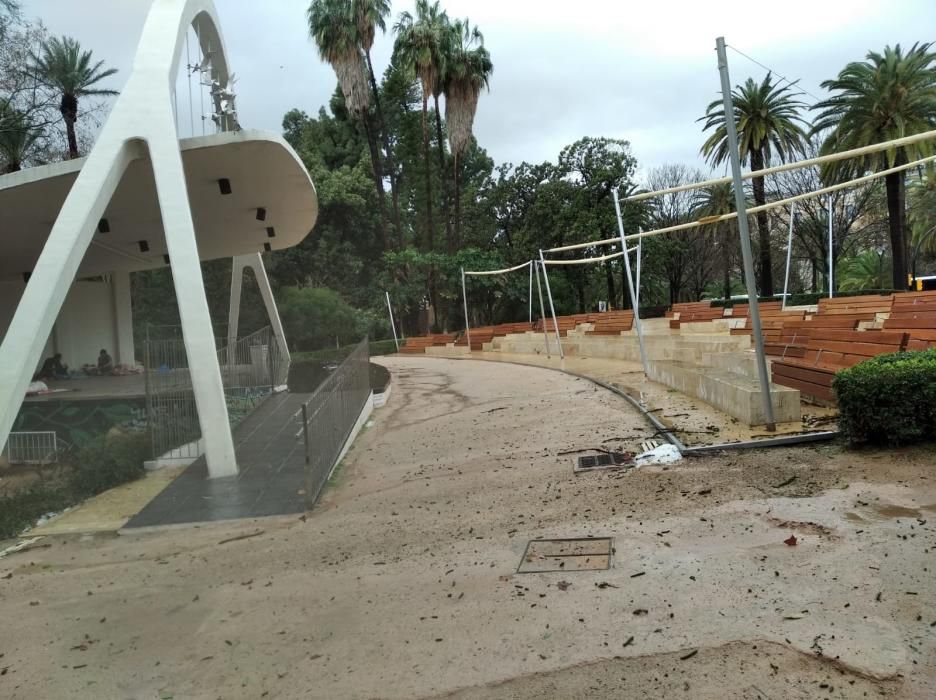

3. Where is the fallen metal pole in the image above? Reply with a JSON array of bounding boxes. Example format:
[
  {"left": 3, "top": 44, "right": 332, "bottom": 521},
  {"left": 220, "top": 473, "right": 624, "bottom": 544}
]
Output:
[
  {"left": 385, "top": 291, "right": 399, "bottom": 352},
  {"left": 461, "top": 268, "right": 471, "bottom": 352},
  {"left": 539, "top": 250, "right": 564, "bottom": 359},
  {"left": 716, "top": 36, "right": 776, "bottom": 431},
  {"left": 614, "top": 188, "right": 650, "bottom": 376}
]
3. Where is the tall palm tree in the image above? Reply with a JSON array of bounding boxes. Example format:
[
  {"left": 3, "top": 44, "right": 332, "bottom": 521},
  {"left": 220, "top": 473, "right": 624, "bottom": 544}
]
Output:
[
  {"left": 699, "top": 73, "right": 808, "bottom": 296},
  {"left": 693, "top": 182, "right": 736, "bottom": 300},
  {"left": 813, "top": 43, "right": 936, "bottom": 290},
  {"left": 443, "top": 19, "right": 492, "bottom": 249},
  {"left": 308, "top": 0, "right": 389, "bottom": 250},
  {"left": 0, "top": 100, "right": 41, "bottom": 173},
  {"left": 353, "top": 0, "right": 402, "bottom": 246},
  {"left": 393, "top": 0, "right": 449, "bottom": 251},
  {"left": 28, "top": 35, "right": 117, "bottom": 159}
]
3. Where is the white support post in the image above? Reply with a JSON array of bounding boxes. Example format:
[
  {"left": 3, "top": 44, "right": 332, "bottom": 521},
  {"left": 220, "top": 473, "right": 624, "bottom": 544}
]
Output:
[
  {"left": 112, "top": 269, "right": 135, "bottom": 366},
  {"left": 227, "top": 253, "right": 290, "bottom": 366},
  {"left": 461, "top": 268, "right": 471, "bottom": 352},
  {"left": 716, "top": 36, "right": 776, "bottom": 431},
  {"left": 385, "top": 291, "right": 399, "bottom": 352},
  {"left": 782, "top": 204, "right": 796, "bottom": 311},
  {"left": 613, "top": 189, "right": 649, "bottom": 376},
  {"left": 226, "top": 255, "right": 244, "bottom": 362},
  {"left": 828, "top": 195, "right": 834, "bottom": 299},
  {"left": 538, "top": 250, "right": 564, "bottom": 359},
  {"left": 534, "top": 261, "right": 551, "bottom": 357},
  {"left": 528, "top": 260, "right": 533, "bottom": 324},
  {"left": 636, "top": 238, "right": 643, "bottom": 309}
]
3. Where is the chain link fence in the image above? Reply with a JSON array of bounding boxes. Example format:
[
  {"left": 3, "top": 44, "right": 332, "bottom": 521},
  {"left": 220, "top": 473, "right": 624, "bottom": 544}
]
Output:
[
  {"left": 297, "top": 337, "right": 371, "bottom": 507},
  {"left": 144, "top": 326, "right": 288, "bottom": 460}
]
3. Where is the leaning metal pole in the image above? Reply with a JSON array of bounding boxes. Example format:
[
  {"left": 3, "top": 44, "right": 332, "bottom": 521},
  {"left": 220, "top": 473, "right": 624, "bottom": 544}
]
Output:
[
  {"left": 539, "top": 250, "right": 564, "bottom": 359},
  {"left": 534, "top": 261, "right": 552, "bottom": 357},
  {"left": 782, "top": 204, "right": 796, "bottom": 311},
  {"left": 828, "top": 195, "right": 834, "bottom": 298},
  {"left": 385, "top": 291, "right": 399, "bottom": 352},
  {"left": 461, "top": 268, "right": 472, "bottom": 352},
  {"left": 528, "top": 261, "right": 533, "bottom": 323},
  {"left": 613, "top": 189, "right": 650, "bottom": 376},
  {"left": 716, "top": 36, "right": 776, "bottom": 431}
]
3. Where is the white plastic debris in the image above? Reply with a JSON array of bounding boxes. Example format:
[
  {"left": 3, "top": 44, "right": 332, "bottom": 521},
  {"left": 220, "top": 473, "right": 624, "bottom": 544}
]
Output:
[{"left": 634, "top": 443, "right": 682, "bottom": 466}]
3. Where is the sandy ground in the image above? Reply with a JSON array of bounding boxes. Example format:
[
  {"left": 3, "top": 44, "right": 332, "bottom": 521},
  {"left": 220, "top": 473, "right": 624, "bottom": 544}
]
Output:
[{"left": 1, "top": 356, "right": 936, "bottom": 699}]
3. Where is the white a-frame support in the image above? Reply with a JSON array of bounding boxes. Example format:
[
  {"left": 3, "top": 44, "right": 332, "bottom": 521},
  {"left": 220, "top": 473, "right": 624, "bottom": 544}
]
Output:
[
  {"left": 0, "top": 0, "right": 239, "bottom": 477},
  {"left": 227, "top": 253, "right": 290, "bottom": 362}
]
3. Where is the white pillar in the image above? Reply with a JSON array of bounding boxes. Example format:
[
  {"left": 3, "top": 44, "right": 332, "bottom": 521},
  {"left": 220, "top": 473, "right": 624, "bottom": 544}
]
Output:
[
  {"left": 228, "top": 253, "right": 289, "bottom": 362},
  {"left": 112, "top": 270, "right": 135, "bottom": 366}
]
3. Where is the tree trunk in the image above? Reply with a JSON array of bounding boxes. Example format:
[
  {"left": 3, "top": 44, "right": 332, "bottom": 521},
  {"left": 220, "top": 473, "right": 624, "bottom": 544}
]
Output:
[
  {"left": 61, "top": 93, "right": 79, "bottom": 159},
  {"left": 360, "top": 116, "right": 389, "bottom": 251},
  {"left": 453, "top": 153, "right": 461, "bottom": 251},
  {"left": 885, "top": 167, "right": 909, "bottom": 290},
  {"left": 750, "top": 149, "right": 774, "bottom": 296},
  {"left": 420, "top": 94, "right": 435, "bottom": 251},
  {"left": 433, "top": 95, "right": 453, "bottom": 250},
  {"left": 365, "top": 49, "right": 403, "bottom": 249}
]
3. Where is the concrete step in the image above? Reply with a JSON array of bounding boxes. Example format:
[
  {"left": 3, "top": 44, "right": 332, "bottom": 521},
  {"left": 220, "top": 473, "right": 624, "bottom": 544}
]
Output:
[{"left": 647, "top": 360, "right": 800, "bottom": 426}]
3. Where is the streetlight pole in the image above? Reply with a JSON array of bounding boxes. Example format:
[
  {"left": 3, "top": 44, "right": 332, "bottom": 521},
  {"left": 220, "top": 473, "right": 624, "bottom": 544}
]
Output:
[{"left": 716, "top": 36, "right": 776, "bottom": 431}]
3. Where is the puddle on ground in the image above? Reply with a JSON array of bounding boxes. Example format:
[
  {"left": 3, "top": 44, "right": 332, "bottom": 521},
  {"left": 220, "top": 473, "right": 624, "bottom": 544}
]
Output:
[{"left": 845, "top": 502, "right": 936, "bottom": 523}]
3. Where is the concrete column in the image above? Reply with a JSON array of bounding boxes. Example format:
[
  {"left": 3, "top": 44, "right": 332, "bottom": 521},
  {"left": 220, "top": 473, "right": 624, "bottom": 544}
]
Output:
[
  {"left": 112, "top": 270, "right": 135, "bottom": 366},
  {"left": 228, "top": 253, "right": 290, "bottom": 362},
  {"left": 148, "top": 122, "right": 237, "bottom": 478},
  {"left": 0, "top": 139, "right": 136, "bottom": 450}
]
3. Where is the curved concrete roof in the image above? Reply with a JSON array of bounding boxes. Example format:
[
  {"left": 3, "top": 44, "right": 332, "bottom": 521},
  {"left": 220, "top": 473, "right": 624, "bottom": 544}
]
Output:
[{"left": 0, "top": 129, "right": 317, "bottom": 281}]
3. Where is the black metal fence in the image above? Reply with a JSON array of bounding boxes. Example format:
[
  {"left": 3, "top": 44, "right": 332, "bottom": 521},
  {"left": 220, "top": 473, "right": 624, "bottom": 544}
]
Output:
[
  {"left": 296, "top": 337, "right": 371, "bottom": 507},
  {"left": 144, "top": 326, "right": 288, "bottom": 460}
]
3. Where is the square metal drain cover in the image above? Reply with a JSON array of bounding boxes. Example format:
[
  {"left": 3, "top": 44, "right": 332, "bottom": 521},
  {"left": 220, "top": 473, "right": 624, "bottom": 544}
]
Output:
[
  {"left": 517, "top": 537, "right": 613, "bottom": 573},
  {"left": 576, "top": 452, "right": 632, "bottom": 471}
]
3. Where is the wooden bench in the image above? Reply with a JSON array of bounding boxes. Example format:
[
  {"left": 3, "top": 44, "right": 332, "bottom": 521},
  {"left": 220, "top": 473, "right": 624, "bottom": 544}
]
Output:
[
  {"left": 586, "top": 312, "right": 634, "bottom": 335},
  {"left": 817, "top": 295, "right": 893, "bottom": 316},
  {"left": 882, "top": 310, "right": 936, "bottom": 350},
  {"left": 401, "top": 334, "right": 458, "bottom": 354},
  {"left": 771, "top": 330, "right": 908, "bottom": 403}
]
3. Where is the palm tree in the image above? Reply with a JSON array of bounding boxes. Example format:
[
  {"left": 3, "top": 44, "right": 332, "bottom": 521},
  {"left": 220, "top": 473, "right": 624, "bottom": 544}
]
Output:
[
  {"left": 308, "top": 0, "right": 389, "bottom": 250},
  {"left": 699, "top": 73, "right": 808, "bottom": 296},
  {"left": 0, "top": 100, "right": 41, "bottom": 173},
  {"left": 443, "top": 19, "right": 492, "bottom": 249},
  {"left": 813, "top": 43, "right": 936, "bottom": 291},
  {"left": 693, "top": 182, "right": 736, "bottom": 300},
  {"left": 838, "top": 250, "right": 891, "bottom": 291},
  {"left": 353, "top": 0, "right": 402, "bottom": 246},
  {"left": 28, "top": 35, "right": 117, "bottom": 159},
  {"left": 393, "top": 0, "right": 449, "bottom": 251}
]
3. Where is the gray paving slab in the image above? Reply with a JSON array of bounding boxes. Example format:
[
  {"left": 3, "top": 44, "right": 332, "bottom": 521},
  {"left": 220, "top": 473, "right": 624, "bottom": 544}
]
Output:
[{"left": 125, "top": 391, "right": 312, "bottom": 528}]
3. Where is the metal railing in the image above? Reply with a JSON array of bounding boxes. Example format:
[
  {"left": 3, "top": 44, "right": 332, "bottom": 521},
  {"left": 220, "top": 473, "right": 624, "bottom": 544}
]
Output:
[
  {"left": 296, "top": 337, "right": 371, "bottom": 508},
  {"left": 4, "top": 431, "right": 59, "bottom": 465},
  {"left": 144, "top": 326, "right": 289, "bottom": 460}
]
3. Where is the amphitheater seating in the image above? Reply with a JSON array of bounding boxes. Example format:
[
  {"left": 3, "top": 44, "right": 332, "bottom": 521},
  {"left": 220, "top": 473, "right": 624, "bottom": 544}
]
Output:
[
  {"left": 400, "top": 334, "right": 457, "bottom": 354},
  {"left": 770, "top": 330, "right": 908, "bottom": 402}
]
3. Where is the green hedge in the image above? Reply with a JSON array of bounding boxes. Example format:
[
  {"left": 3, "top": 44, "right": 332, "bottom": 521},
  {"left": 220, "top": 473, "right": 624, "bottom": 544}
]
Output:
[{"left": 833, "top": 348, "right": 936, "bottom": 445}]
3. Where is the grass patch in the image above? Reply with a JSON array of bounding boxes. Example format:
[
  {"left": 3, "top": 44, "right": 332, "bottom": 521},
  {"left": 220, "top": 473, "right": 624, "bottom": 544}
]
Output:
[{"left": 0, "top": 431, "right": 148, "bottom": 540}]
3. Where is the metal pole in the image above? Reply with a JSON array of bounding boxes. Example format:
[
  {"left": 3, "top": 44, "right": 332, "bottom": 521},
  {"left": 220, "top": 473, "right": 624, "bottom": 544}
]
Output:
[
  {"left": 636, "top": 238, "right": 643, "bottom": 308},
  {"left": 461, "top": 268, "right": 472, "bottom": 352},
  {"left": 539, "top": 250, "right": 564, "bottom": 359},
  {"left": 385, "top": 291, "right": 399, "bottom": 352},
  {"left": 782, "top": 204, "right": 795, "bottom": 311},
  {"left": 716, "top": 36, "right": 776, "bottom": 431},
  {"left": 828, "top": 195, "right": 834, "bottom": 298},
  {"left": 613, "top": 189, "right": 650, "bottom": 376},
  {"left": 534, "top": 260, "right": 551, "bottom": 357},
  {"left": 528, "top": 261, "right": 533, "bottom": 323}
]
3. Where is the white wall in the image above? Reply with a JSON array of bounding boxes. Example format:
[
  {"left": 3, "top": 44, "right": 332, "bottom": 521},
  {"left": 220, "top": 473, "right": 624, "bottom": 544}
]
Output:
[{"left": 0, "top": 280, "right": 53, "bottom": 374}]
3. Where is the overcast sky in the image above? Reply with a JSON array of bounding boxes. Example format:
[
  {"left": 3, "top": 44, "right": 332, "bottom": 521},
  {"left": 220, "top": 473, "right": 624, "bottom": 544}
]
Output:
[{"left": 21, "top": 0, "right": 936, "bottom": 177}]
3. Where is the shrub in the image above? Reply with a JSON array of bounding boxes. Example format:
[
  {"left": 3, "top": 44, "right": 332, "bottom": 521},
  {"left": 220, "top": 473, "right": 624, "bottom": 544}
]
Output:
[
  {"left": 279, "top": 287, "right": 368, "bottom": 351},
  {"left": 833, "top": 348, "right": 936, "bottom": 445}
]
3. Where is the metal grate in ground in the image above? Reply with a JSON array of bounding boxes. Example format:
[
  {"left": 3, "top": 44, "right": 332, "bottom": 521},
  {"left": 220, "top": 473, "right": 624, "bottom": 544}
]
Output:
[{"left": 517, "top": 537, "right": 613, "bottom": 573}]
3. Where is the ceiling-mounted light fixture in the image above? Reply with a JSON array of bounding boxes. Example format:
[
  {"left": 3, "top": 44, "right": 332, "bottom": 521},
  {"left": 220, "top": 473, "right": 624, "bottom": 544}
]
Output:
[
  {"left": 98, "top": 218, "right": 110, "bottom": 233},
  {"left": 218, "top": 178, "right": 232, "bottom": 195},
  {"left": 138, "top": 240, "right": 149, "bottom": 252},
  {"left": 256, "top": 207, "right": 266, "bottom": 221},
  {"left": 266, "top": 226, "right": 275, "bottom": 238}
]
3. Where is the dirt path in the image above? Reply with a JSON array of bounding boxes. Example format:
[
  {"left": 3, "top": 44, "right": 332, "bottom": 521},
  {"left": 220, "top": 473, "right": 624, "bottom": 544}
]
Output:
[{"left": 1, "top": 356, "right": 935, "bottom": 699}]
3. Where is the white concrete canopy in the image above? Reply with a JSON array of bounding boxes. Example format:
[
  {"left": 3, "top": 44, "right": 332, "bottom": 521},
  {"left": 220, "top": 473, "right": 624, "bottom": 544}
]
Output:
[{"left": 0, "top": 130, "right": 317, "bottom": 282}]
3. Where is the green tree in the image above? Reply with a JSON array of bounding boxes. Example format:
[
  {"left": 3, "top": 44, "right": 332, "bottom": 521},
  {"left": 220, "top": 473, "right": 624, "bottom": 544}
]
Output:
[
  {"left": 693, "top": 182, "right": 736, "bottom": 300},
  {"left": 28, "top": 35, "right": 117, "bottom": 159},
  {"left": 444, "top": 18, "right": 492, "bottom": 249},
  {"left": 307, "top": 0, "right": 390, "bottom": 251},
  {"left": 813, "top": 43, "right": 936, "bottom": 290},
  {"left": 0, "top": 99, "right": 41, "bottom": 172},
  {"left": 393, "top": 0, "right": 449, "bottom": 249},
  {"left": 838, "top": 250, "right": 891, "bottom": 291},
  {"left": 699, "top": 73, "right": 808, "bottom": 296}
]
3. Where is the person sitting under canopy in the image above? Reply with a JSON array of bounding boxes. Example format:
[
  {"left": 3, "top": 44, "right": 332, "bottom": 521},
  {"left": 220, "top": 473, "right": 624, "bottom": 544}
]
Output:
[
  {"left": 36, "top": 353, "right": 68, "bottom": 380},
  {"left": 97, "top": 348, "right": 114, "bottom": 375}
]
